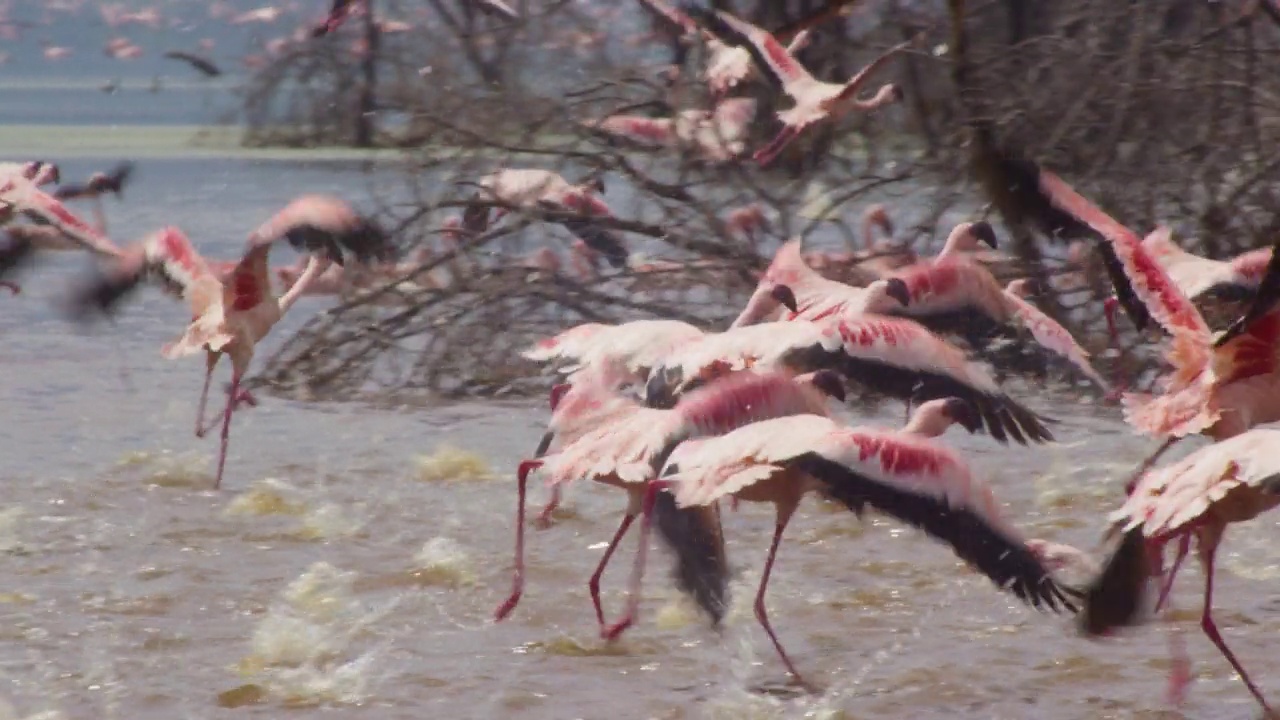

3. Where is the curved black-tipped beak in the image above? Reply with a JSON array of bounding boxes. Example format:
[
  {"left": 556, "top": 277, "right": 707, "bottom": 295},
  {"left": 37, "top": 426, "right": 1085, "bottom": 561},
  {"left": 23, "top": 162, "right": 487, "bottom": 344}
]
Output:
[
  {"left": 807, "top": 369, "right": 846, "bottom": 403},
  {"left": 548, "top": 382, "right": 571, "bottom": 411},
  {"left": 971, "top": 221, "right": 998, "bottom": 249},
  {"left": 889, "top": 84, "right": 905, "bottom": 103},
  {"left": 769, "top": 284, "right": 798, "bottom": 313},
  {"left": 943, "top": 397, "right": 983, "bottom": 435},
  {"left": 645, "top": 369, "right": 680, "bottom": 409},
  {"left": 885, "top": 277, "right": 911, "bottom": 307}
]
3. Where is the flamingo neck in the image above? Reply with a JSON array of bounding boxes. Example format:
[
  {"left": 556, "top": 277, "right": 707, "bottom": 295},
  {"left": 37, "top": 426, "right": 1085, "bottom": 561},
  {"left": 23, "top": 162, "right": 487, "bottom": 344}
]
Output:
[
  {"left": 278, "top": 256, "right": 331, "bottom": 313},
  {"left": 903, "top": 410, "right": 952, "bottom": 438}
]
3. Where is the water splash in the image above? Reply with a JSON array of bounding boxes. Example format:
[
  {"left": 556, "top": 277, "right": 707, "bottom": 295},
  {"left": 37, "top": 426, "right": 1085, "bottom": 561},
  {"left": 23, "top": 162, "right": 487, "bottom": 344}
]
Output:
[
  {"left": 234, "top": 562, "right": 398, "bottom": 706},
  {"left": 410, "top": 537, "right": 476, "bottom": 587},
  {"left": 224, "top": 478, "right": 308, "bottom": 517},
  {"left": 414, "top": 444, "right": 494, "bottom": 482}
]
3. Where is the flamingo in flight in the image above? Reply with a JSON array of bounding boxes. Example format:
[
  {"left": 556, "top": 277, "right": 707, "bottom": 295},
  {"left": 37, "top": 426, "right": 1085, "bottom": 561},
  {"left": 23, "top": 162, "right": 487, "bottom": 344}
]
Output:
[
  {"left": 684, "top": 6, "right": 911, "bottom": 166},
  {"left": 0, "top": 160, "right": 60, "bottom": 187},
  {"left": 1002, "top": 278, "right": 1110, "bottom": 392},
  {"left": 652, "top": 404, "right": 1080, "bottom": 685},
  {"left": 457, "top": 169, "right": 630, "bottom": 269},
  {"left": 634, "top": 0, "right": 811, "bottom": 98},
  {"left": 643, "top": 312, "right": 1053, "bottom": 444},
  {"left": 53, "top": 161, "right": 135, "bottom": 234},
  {"left": 494, "top": 369, "right": 847, "bottom": 637},
  {"left": 584, "top": 97, "right": 758, "bottom": 163},
  {"left": 1031, "top": 166, "right": 1280, "bottom": 481},
  {"left": 64, "top": 197, "right": 393, "bottom": 489},
  {"left": 1080, "top": 421, "right": 1280, "bottom": 715},
  {"left": 731, "top": 238, "right": 911, "bottom": 327}
]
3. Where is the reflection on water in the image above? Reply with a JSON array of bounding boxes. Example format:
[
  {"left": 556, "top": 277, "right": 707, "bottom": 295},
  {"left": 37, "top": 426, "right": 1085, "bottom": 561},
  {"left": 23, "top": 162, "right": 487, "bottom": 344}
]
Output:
[{"left": 0, "top": 138, "right": 1277, "bottom": 719}]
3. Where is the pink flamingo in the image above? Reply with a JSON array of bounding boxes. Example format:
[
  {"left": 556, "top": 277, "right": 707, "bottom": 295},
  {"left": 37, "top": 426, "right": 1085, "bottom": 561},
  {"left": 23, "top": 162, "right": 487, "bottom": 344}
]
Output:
[
  {"left": 1, "top": 161, "right": 61, "bottom": 187},
  {"left": 686, "top": 7, "right": 909, "bottom": 166},
  {"left": 1080, "top": 421, "right": 1280, "bottom": 714},
  {"left": 1140, "top": 227, "right": 1271, "bottom": 302},
  {"left": 65, "top": 199, "right": 391, "bottom": 489},
  {"left": 645, "top": 313, "right": 1052, "bottom": 443},
  {"left": 523, "top": 317, "right": 709, "bottom": 387},
  {"left": 495, "top": 369, "right": 847, "bottom": 635},
  {"left": 730, "top": 238, "right": 911, "bottom": 327},
  {"left": 805, "top": 204, "right": 915, "bottom": 281},
  {"left": 652, "top": 404, "right": 1078, "bottom": 685},
  {"left": 635, "top": 0, "right": 810, "bottom": 98},
  {"left": 585, "top": 97, "right": 758, "bottom": 163},
  {"left": 1002, "top": 278, "right": 1110, "bottom": 392},
  {"left": 53, "top": 161, "right": 134, "bottom": 234},
  {"left": 1036, "top": 168, "right": 1280, "bottom": 472},
  {"left": 457, "top": 169, "right": 629, "bottom": 268}
]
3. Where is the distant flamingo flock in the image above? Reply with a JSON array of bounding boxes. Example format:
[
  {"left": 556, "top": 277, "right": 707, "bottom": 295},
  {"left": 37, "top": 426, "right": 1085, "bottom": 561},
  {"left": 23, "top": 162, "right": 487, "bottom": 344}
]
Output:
[{"left": 4, "top": 0, "right": 1280, "bottom": 714}]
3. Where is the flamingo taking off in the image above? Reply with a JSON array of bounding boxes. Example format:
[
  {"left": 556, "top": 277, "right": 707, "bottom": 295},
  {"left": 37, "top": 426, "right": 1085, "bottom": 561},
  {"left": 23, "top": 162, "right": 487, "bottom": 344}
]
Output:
[
  {"left": 1031, "top": 165, "right": 1280, "bottom": 480},
  {"left": 495, "top": 369, "right": 847, "bottom": 637},
  {"left": 64, "top": 198, "right": 392, "bottom": 489},
  {"left": 584, "top": 97, "right": 758, "bottom": 163},
  {"left": 458, "top": 169, "right": 630, "bottom": 269},
  {"left": 653, "top": 405, "right": 1079, "bottom": 685},
  {"left": 0, "top": 161, "right": 60, "bottom": 187},
  {"left": 1079, "top": 421, "right": 1280, "bottom": 714},
  {"left": 1002, "top": 278, "right": 1110, "bottom": 392},
  {"left": 684, "top": 6, "right": 911, "bottom": 166},
  {"left": 53, "top": 161, "right": 135, "bottom": 234},
  {"left": 731, "top": 238, "right": 911, "bottom": 327}
]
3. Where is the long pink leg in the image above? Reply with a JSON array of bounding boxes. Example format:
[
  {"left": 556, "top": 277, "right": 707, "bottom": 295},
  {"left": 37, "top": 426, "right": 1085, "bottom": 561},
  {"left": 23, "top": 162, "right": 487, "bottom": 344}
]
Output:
[
  {"left": 213, "top": 371, "right": 242, "bottom": 489},
  {"left": 1103, "top": 297, "right": 1127, "bottom": 400},
  {"left": 495, "top": 460, "right": 542, "bottom": 621},
  {"left": 754, "top": 126, "right": 800, "bottom": 167},
  {"left": 194, "top": 354, "right": 217, "bottom": 438},
  {"left": 1155, "top": 535, "right": 1192, "bottom": 706},
  {"left": 588, "top": 513, "right": 637, "bottom": 632},
  {"left": 601, "top": 481, "right": 662, "bottom": 641},
  {"left": 1154, "top": 535, "right": 1190, "bottom": 613},
  {"left": 1198, "top": 545, "right": 1273, "bottom": 714},
  {"left": 755, "top": 506, "right": 810, "bottom": 688},
  {"left": 533, "top": 485, "right": 561, "bottom": 529}
]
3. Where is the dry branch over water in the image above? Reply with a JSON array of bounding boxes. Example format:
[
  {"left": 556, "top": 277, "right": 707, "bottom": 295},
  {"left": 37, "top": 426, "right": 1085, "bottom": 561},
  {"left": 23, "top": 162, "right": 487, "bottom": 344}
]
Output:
[{"left": 244, "top": 0, "right": 1280, "bottom": 401}]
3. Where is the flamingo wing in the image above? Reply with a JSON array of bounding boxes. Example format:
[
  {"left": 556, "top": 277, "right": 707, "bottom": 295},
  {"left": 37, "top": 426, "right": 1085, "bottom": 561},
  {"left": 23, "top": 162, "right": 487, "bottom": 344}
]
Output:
[
  {"left": 473, "top": 0, "right": 518, "bottom": 19},
  {"left": 66, "top": 226, "right": 220, "bottom": 319},
  {"left": 586, "top": 116, "right": 678, "bottom": 145},
  {"left": 163, "top": 50, "right": 222, "bottom": 77},
  {"left": 635, "top": 0, "right": 699, "bottom": 36},
  {"left": 250, "top": 195, "right": 394, "bottom": 266},
  {"left": 536, "top": 200, "right": 630, "bottom": 269},
  {"left": 1036, "top": 169, "right": 1209, "bottom": 340},
  {"left": 820, "top": 316, "right": 1054, "bottom": 444},
  {"left": 833, "top": 37, "right": 914, "bottom": 102},
  {"left": 788, "top": 430, "right": 1078, "bottom": 611},
  {"left": 683, "top": 5, "right": 814, "bottom": 93},
  {"left": 1004, "top": 290, "right": 1109, "bottom": 391},
  {"left": 1216, "top": 235, "right": 1280, "bottom": 347},
  {"left": 0, "top": 176, "right": 122, "bottom": 258}
]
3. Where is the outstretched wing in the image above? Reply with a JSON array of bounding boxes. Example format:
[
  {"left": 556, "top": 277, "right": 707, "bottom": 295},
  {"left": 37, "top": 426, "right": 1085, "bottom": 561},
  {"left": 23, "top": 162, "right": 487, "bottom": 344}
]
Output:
[
  {"left": 1037, "top": 169, "right": 1208, "bottom": 340},
  {"left": 790, "top": 431, "right": 1078, "bottom": 612},
  {"left": 683, "top": 5, "right": 813, "bottom": 92},
  {"left": 834, "top": 37, "right": 914, "bottom": 102},
  {"left": 1216, "top": 235, "right": 1280, "bottom": 347},
  {"left": 1004, "top": 289, "right": 1110, "bottom": 391},
  {"left": 67, "top": 226, "right": 220, "bottom": 320},
  {"left": 163, "top": 50, "right": 222, "bottom": 77},
  {"left": 0, "top": 176, "right": 122, "bottom": 258}
]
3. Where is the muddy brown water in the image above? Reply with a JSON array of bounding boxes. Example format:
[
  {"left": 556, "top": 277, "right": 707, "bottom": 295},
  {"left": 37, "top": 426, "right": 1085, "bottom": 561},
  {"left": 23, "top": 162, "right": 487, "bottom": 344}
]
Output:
[{"left": 1, "top": 159, "right": 1277, "bottom": 720}]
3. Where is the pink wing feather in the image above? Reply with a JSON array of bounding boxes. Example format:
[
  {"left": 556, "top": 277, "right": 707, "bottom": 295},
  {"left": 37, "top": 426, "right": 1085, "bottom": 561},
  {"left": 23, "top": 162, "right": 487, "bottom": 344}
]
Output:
[{"left": 1003, "top": 289, "right": 1110, "bottom": 391}]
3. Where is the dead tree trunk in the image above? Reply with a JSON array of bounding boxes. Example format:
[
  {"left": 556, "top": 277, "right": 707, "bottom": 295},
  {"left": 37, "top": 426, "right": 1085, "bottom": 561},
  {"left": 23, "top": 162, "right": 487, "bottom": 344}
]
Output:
[{"left": 355, "top": 0, "right": 379, "bottom": 147}]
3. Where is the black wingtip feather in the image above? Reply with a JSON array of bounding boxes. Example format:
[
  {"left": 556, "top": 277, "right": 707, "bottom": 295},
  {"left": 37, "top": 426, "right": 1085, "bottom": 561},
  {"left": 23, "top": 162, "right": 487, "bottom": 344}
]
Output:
[
  {"left": 1215, "top": 237, "right": 1280, "bottom": 348},
  {"left": 792, "top": 453, "right": 1078, "bottom": 613},
  {"left": 64, "top": 266, "right": 146, "bottom": 323},
  {"left": 1079, "top": 527, "right": 1150, "bottom": 637},
  {"left": 0, "top": 235, "right": 35, "bottom": 281},
  {"left": 651, "top": 489, "right": 730, "bottom": 626}
]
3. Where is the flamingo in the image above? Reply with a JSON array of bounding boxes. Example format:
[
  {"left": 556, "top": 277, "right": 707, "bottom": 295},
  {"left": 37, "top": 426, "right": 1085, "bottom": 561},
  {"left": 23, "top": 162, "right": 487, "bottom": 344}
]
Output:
[
  {"left": 495, "top": 369, "right": 847, "bottom": 636},
  {"left": 652, "top": 406, "right": 1080, "bottom": 685},
  {"left": 1002, "top": 278, "right": 1110, "bottom": 392},
  {"left": 1033, "top": 166, "right": 1280, "bottom": 480},
  {"left": 53, "top": 161, "right": 134, "bottom": 234},
  {"left": 685, "top": 6, "right": 910, "bottom": 166},
  {"left": 634, "top": 0, "right": 811, "bottom": 98},
  {"left": 1140, "top": 228, "right": 1269, "bottom": 303},
  {"left": 584, "top": 98, "right": 758, "bottom": 163},
  {"left": 64, "top": 200, "right": 392, "bottom": 489},
  {"left": 1079, "top": 421, "right": 1280, "bottom": 715},
  {"left": 457, "top": 169, "right": 630, "bottom": 269},
  {"left": 163, "top": 50, "right": 222, "bottom": 77},
  {"left": 644, "top": 313, "right": 1053, "bottom": 444},
  {"left": 731, "top": 238, "right": 911, "bottom": 327},
  {"left": 522, "top": 317, "right": 712, "bottom": 387},
  {"left": 0, "top": 161, "right": 60, "bottom": 187}
]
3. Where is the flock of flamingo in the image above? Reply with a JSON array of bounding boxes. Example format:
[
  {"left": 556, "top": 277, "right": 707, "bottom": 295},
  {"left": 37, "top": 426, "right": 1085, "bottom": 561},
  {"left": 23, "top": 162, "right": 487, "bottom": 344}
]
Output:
[{"left": 5, "top": 0, "right": 1280, "bottom": 715}]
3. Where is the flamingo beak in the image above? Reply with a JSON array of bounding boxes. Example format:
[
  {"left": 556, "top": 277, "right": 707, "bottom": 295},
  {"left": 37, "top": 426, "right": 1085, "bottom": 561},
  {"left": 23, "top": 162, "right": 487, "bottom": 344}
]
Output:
[
  {"left": 885, "top": 278, "right": 911, "bottom": 307},
  {"left": 769, "top": 284, "right": 798, "bottom": 313},
  {"left": 970, "top": 221, "right": 998, "bottom": 249},
  {"left": 942, "top": 397, "right": 983, "bottom": 434},
  {"left": 806, "top": 370, "right": 846, "bottom": 403},
  {"left": 888, "top": 84, "right": 905, "bottom": 103}
]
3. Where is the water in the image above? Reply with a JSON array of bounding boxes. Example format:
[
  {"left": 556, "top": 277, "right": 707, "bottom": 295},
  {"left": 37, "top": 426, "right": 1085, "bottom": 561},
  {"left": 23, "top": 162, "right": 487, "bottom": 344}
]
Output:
[{"left": 3, "top": 91, "right": 1280, "bottom": 720}]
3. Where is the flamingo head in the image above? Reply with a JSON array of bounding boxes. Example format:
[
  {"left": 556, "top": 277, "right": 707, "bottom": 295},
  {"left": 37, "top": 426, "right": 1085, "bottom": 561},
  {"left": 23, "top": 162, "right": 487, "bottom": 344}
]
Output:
[
  {"left": 548, "top": 382, "right": 572, "bottom": 412},
  {"left": 888, "top": 83, "right": 905, "bottom": 103},
  {"left": 906, "top": 397, "right": 982, "bottom": 438},
  {"left": 1006, "top": 278, "right": 1044, "bottom": 297},
  {"left": 25, "top": 161, "right": 60, "bottom": 186},
  {"left": 578, "top": 172, "right": 606, "bottom": 195},
  {"left": 937, "top": 396, "right": 983, "bottom": 434},
  {"left": 873, "top": 278, "right": 912, "bottom": 309},
  {"left": 795, "top": 369, "right": 846, "bottom": 403},
  {"left": 768, "top": 283, "right": 798, "bottom": 313},
  {"left": 965, "top": 221, "right": 998, "bottom": 250}
]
